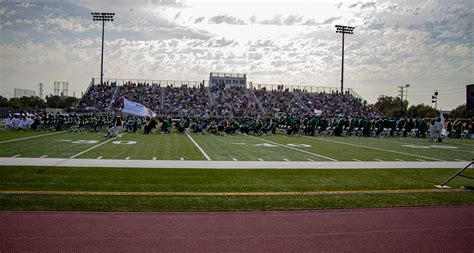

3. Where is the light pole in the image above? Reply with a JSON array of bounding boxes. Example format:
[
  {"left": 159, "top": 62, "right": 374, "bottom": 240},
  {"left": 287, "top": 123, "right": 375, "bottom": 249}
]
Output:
[
  {"left": 405, "top": 84, "right": 410, "bottom": 102},
  {"left": 91, "top": 12, "right": 115, "bottom": 85},
  {"left": 335, "top": 25, "right": 355, "bottom": 95},
  {"left": 432, "top": 90, "right": 438, "bottom": 110},
  {"left": 398, "top": 85, "right": 405, "bottom": 117}
]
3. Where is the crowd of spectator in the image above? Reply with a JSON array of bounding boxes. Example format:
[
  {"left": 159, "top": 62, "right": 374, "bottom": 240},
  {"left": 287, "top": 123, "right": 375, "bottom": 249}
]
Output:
[
  {"left": 163, "top": 85, "right": 210, "bottom": 117},
  {"left": 77, "top": 84, "right": 115, "bottom": 111},
  {"left": 254, "top": 87, "right": 307, "bottom": 117},
  {"left": 299, "top": 91, "right": 381, "bottom": 118},
  {"left": 77, "top": 83, "right": 386, "bottom": 120},
  {"left": 212, "top": 86, "right": 261, "bottom": 118},
  {"left": 114, "top": 82, "right": 162, "bottom": 114}
]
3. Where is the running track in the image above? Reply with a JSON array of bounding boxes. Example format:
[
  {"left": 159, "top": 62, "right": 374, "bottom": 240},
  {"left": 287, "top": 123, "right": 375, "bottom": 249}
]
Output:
[{"left": 1, "top": 206, "right": 473, "bottom": 252}]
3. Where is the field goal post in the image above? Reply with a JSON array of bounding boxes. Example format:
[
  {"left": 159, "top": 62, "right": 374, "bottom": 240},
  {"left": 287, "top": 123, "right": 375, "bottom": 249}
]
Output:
[{"left": 435, "top": 160, "right": 474, "bottom": 189}]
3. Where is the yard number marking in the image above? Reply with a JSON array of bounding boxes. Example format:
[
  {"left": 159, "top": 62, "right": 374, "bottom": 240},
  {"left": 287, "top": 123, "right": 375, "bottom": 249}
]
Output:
[{"left": 112, "top": 141, "right": 137, "bottom": 145}]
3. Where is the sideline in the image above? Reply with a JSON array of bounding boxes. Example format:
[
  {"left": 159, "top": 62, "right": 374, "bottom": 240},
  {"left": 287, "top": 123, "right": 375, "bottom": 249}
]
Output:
[
  {"left": 305, "top": 136, "right": 444, "bottom": 161},
  {"left": 0, "top": 157, "right": 469, "bottom": 169},
  {"left": 185, "top": 132, "right": 211, "bottom": 161},
  {"left": 249, "top": 135, "right": 338, "bottom": 161},
  {"left": 69, "top": 134, "right": 125, "bottom": 159},
  {"left": 0, "top": 188, "right": 465, "bottom": 197},
  {"left": 0, "top": 131, "right": 68, "bottom": 144}
]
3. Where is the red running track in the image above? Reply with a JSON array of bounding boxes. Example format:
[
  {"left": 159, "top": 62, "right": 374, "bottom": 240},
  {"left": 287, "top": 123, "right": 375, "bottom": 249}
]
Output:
[{"left": 1, "top": 206, "right": 473, "bottom": 252}]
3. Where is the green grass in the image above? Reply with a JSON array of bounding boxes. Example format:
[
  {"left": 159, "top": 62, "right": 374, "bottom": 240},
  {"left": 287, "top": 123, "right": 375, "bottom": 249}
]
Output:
[
  {"left": 0, "top": 130, "right": 52, "bottom": 142},
  {"left": 1, "top": 166, "right": 473, "bottom": 192},
  {"left": 77, "top": 133, "right": 205, "bottom": 160},
  {"left": 191, "top": 134, "right": 327, "bottom": 161},
  {"left": 1, "top": 192, "right": 473, "bottom": 212},
  {"left": 0, "top": 130, "right": 472, "bottom": 161},
  {"left": 1, "top": 166, "right": 473, "bottom": 211}
]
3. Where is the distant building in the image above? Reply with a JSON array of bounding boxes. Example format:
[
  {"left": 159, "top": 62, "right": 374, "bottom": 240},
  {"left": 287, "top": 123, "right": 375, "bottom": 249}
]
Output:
[
  {"left": 209, "top": 72, "right": 246, "bottom": 88},
  {"left": 14, "top": 88, "right": 35, "bottom": 98}
]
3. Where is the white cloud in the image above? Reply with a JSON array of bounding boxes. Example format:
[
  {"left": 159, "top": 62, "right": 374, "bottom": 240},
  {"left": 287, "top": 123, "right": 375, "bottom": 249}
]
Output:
[{"left": 0, "top": 0, "right": 471, "bottom": 109}]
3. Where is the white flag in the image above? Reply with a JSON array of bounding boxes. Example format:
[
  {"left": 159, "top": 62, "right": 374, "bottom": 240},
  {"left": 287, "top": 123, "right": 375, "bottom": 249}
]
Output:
[
  {"left": 440, "top": 112, "right": 448, "bottom": 136},
  {"left": 121, "top": 98, "right": 156, "bottom": 117}
]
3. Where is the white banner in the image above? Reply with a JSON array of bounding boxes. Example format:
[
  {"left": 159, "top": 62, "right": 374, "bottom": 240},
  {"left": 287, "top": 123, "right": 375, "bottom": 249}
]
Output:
[{"left": 121, "top": 98, "right": 156, "bottom": 117}]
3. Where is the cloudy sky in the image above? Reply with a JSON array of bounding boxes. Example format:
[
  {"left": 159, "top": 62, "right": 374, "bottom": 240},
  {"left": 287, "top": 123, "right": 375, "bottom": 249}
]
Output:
[{"left": 0, "top": 0, "right": 472, "bottom": 110}]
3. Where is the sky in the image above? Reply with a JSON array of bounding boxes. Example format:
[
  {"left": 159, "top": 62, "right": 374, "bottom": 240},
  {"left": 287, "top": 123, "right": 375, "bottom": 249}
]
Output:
[{"left": 0, "top": 0, "right": 472, "bottom": 110}]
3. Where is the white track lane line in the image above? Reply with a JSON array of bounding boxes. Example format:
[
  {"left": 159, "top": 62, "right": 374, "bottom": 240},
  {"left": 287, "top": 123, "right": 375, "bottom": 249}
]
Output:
[
  {"left": 69, "top": 134, "right": 125, "bottom": 159},
  {"left": 185, "top": 132, "right": 211, "bottom": 161},
  {"left": 305, "top": 136, "right": 444, "bottom": 161},
  {"left": 0, "top": 131, "right": 68, "bottom": 144},
  {"left": 249, "top": 135, "right": 338, "bottom": 161}
]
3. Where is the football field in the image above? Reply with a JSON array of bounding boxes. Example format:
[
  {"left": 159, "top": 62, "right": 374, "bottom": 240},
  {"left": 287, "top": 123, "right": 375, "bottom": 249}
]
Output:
[
  {"left": 0, "top": 130, "right": 472, "bottom": 161},
  {"left": 1, "top": 130, "right": 473, "bottom": 212}
]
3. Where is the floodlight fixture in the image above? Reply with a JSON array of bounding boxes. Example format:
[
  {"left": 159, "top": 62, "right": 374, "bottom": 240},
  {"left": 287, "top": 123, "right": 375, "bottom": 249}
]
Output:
[
  {"left": 91, "top": 12, "right": 115, "bottom": 85},
  {"left": 335, "top": 25, "right": 355, "bottom": 95}
]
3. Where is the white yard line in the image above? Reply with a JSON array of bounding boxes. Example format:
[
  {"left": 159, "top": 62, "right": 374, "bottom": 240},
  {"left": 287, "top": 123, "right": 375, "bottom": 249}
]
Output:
[
  {"left": 232, "top": 158, "right": 238, "bottom": 161},
  {"left": 153, "top": 157, "right": 157, "bottom": 160},
  {"left": 416, "top": 159, "right": 426, "bottom": 162},
  {"left": 258, "top": 158, "right": 264, "bottom": 161},
  {"left": 11, "top": 154, "right": 21, "bottom": 158},
  {"left": 69, "top": 134, "right": 124, "bottom": 159},
  {"left": 395, "top": 159, "right": 405, "bottom": 162},
  {"left": 185, "top": 132, "right": 211, "bottom": 161},
  {"left": 283, "top": 158, "right": 289, "bottom": 161},
  {"left": 249, "top": 135, "right": 338, "bottom": 161},
  {"left": 305, "top": 136, "right": 444, "bottom": 161},
  {"left": 0, "top": 131, "right": 67, "bottom": 144},
  {"left": 375, "top": 159, "right": 384, "bottom": 162},
  {"left": 180, "top": 158, "right": 184, "bottom": 161},
  {"left": 353, "top": 159, "right": 361, "bottom": 162},
  {"left": 40, "top": 155, "right": 48, "bottom": 158},
  {"left": 454, "top": 159, "right": 466, "bottom": 162},
  {"left": 97, "top": 156, "right": 103, "bottom": 159},
  {"left": 125, "top": 157, "right": 131, "bottom": 160},
  {"left": 0, "top": 157, "right": 468, "bottom": 169}
]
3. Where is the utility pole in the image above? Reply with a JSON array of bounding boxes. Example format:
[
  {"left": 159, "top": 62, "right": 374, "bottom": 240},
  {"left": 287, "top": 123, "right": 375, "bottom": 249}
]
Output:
[
  {"left": 91, "top": 12, "right": 115, "bottom": 85},
  {"left": 398, "top": 86, "right": 405, "bottom": 117},
  {"left": 335, "top": 25, "right": 355, "bottom": 95}
]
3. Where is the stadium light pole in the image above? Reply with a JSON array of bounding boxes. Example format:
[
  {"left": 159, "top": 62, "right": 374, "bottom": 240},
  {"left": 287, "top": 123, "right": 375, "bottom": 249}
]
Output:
[
  {"left": 405, "top": 84, "right": 410, "bottom": 102},
  {"left": 335, "top": 25, "right": 355, "bottom": 95},
  {"left": 91, "top": 12, "right": 115, "bottom": 85}
]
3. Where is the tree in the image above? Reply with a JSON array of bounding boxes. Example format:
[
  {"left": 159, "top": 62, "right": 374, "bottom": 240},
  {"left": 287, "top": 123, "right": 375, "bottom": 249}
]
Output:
[
  {"left": 407, "top": 103, "right": 437, "bottom": 118},
  {"left": 46, "top": 95, "right": 79, "bottom": 109},
  {"left": 8, "top": 97, "right": 22, "bottom": 108},
  {"left": 0, "top": 96, "right": 8, "bottom": 107},
  {"left": 19, "top": 96, "right": 47, "bottom": 108},
  {"left": 373, "top": 95, "right": 408, "bottom": 117},
  {"left": 450, "top": 104, "right": 471, "bottom": 118}
]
